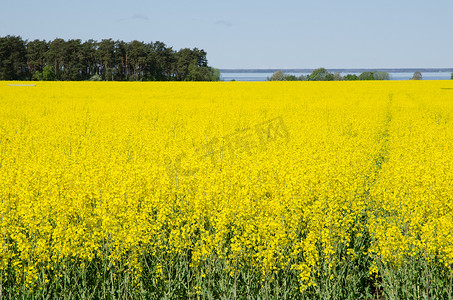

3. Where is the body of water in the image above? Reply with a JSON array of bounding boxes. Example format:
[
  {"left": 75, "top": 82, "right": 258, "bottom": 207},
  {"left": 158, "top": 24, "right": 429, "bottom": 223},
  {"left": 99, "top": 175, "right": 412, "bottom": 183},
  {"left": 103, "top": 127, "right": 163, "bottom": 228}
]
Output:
[{"left": 221, "top": 72, "right": 452, "bottom": 81}]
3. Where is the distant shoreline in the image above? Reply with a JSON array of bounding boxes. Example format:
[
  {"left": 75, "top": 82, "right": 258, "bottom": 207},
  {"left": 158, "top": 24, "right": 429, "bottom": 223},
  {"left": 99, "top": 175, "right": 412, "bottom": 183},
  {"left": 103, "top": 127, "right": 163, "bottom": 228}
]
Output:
[{"left": 220, "top": 68, "right": 453, "bottom": 73}]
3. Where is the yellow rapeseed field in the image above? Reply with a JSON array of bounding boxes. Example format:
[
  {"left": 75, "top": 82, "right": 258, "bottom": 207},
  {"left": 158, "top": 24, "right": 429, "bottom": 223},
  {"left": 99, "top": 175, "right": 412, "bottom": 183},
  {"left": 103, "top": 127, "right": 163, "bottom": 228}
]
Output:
[{"left": 1, "top": 80, "right": 453, "bottom": 298}]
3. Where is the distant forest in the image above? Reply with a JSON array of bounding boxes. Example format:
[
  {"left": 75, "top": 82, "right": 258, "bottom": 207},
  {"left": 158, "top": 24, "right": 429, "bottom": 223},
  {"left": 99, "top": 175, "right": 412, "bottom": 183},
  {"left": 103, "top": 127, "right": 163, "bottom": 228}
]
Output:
[
  {"left": 0, "top": 36, "right": 220, "bottom": 81},
  {"left": 267, "top": 68, "right": 391, "bottom": 81}
]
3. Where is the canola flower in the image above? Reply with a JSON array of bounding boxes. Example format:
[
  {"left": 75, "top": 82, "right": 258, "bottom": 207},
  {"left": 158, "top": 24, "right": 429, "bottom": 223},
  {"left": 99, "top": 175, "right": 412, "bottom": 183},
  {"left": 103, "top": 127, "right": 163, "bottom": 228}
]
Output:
[{"left": 0, "top": 81, "right": 453, "bottom": 298}]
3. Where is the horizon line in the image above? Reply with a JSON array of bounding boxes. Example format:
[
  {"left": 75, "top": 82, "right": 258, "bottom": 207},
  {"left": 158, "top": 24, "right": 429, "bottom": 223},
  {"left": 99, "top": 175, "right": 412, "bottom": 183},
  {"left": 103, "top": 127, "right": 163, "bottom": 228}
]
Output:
[{"left": 219, "top": 68, "right": 453, "bottom": 73}]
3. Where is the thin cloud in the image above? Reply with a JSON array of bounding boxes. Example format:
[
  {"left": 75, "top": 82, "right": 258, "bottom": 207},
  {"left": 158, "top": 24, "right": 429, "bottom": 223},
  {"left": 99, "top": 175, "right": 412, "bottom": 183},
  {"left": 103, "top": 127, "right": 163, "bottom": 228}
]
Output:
[
  {"left": 116, "top": 14, "right": 149, "bottom": 22},
  {"left": 132, "top": 14, "right": 149, "bottom": 21},
  {"left": 215, "top": 20, "right": 233, "bottom": 27}
]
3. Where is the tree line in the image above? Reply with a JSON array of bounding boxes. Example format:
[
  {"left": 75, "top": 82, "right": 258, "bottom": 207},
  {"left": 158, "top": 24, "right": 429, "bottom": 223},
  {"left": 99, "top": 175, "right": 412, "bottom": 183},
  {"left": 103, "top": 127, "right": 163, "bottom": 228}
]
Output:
[
  {"left": 0, "top": 35, "right": 220, "bottom": 81},
  {"left": 268, "top": 68, "right": 391, "bottom": 81},
  {"left": 269, "top": 68, "right": 453, "bottom": 81}
]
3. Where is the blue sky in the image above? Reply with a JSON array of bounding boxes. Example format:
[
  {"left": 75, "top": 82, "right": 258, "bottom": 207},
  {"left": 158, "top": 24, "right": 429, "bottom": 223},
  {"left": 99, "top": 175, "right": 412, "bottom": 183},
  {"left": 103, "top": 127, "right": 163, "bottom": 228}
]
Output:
[{"left": 1, "top": 0, "right": 452, "bottom": 69}]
